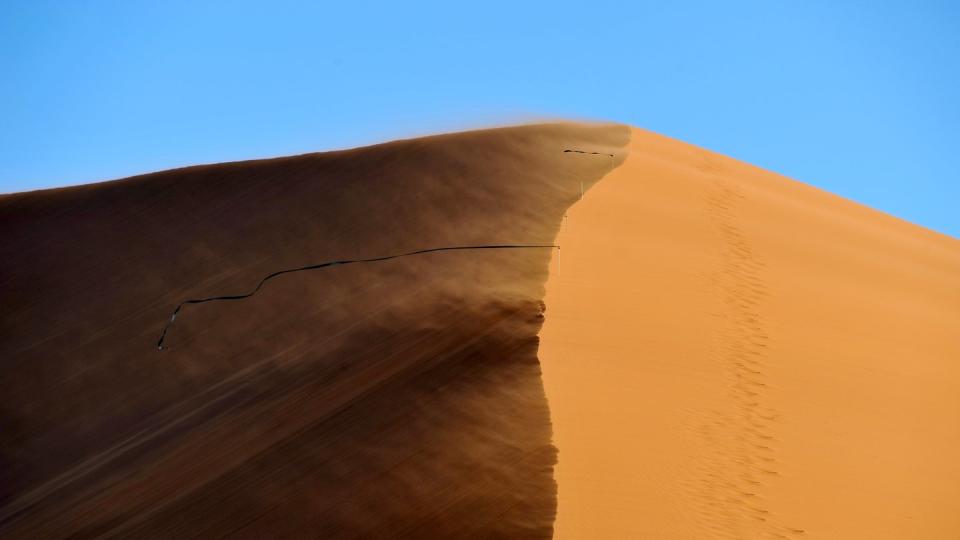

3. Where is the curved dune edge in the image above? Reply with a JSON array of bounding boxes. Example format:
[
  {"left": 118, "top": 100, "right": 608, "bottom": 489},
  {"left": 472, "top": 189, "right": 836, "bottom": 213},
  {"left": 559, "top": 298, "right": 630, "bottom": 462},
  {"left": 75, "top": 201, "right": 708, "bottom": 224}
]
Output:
[{"left": 539, "top": 128, "right": 960, "bottom": 538}]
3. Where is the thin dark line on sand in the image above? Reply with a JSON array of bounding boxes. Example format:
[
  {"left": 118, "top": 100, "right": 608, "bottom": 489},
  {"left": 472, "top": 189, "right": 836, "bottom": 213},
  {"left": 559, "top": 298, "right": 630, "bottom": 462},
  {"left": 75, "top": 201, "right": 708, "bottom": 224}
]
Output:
[
  {"left": 563, "top": 149, "right": 615, "bottom": 157},
  {"left": 157, "top": 244, "right": 559, "bottom": 350},
  {"left": 159, "top": 148, "right": 618, "bottom": 350}
]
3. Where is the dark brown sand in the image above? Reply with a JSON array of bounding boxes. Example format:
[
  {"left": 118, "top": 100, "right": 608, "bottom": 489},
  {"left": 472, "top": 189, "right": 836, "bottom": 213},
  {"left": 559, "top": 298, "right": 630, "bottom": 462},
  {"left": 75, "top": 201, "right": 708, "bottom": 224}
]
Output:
[{"left": 0, "top": 123, "right": 630, "bottom": 538}]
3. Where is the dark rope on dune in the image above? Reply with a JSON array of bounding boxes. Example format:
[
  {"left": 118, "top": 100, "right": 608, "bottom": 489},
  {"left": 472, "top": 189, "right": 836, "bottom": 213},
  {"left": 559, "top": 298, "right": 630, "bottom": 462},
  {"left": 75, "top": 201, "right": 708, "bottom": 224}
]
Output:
[{"left": 156, "top": 244, "right": 559, "bottom": 350}]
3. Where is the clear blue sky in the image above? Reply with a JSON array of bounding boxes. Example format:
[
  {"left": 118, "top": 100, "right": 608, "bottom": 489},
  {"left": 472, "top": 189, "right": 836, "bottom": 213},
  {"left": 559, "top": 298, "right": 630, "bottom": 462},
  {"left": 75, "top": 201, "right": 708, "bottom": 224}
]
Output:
[{"left": 2, "top": 1, "right": 957, "bottom": 236}]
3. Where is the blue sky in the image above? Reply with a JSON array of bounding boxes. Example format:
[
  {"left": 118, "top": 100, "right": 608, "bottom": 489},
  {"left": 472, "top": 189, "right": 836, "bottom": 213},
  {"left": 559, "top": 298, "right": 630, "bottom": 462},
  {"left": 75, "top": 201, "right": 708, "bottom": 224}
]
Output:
[{"left": 2, "top": 1, "right": 957, "bottom": 236}]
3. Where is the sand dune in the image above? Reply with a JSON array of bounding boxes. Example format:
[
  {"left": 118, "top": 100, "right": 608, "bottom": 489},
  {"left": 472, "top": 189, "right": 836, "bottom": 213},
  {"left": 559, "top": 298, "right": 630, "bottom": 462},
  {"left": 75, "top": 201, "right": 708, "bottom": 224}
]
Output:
[
  {"left": 3, "top": 121, "right": 957, "bottom": 538},
  {"left": 0, "top": 123, "right": 628, "bottom": 538},
  {"left": 540, "top": 128, "right": 960, "bottom": 538}
]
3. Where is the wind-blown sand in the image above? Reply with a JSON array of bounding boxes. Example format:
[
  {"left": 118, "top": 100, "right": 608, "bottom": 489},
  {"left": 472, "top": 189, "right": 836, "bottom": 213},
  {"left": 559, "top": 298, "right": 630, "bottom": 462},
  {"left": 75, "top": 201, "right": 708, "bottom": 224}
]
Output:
[
  {"left": 0, "top": 123, "right": 627, "bottom": 538},
  {"left": 540, "top": 128, "right": 960, "bottom": 538},
  {"left": 2, "top": 122, "right": 957, "bottom": 538}
]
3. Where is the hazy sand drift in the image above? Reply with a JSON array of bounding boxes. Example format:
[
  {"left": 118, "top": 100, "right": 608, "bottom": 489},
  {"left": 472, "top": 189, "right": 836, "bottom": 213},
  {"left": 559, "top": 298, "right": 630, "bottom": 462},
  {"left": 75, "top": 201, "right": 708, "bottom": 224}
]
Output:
[
  {"left": 4, "top": 121, "right": 957, "bottom": 539},
  {"left": 0, "top": 123, "right": 628, "bottom": 538}
]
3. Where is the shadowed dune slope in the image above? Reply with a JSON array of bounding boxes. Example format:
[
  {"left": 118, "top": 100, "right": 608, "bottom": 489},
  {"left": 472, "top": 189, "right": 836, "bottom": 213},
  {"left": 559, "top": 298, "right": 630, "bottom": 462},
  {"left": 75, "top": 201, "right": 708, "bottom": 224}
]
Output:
[
  {"left": 540, "top": 128, "right": 960, "bottom": 538},
  {"left": 0, "top": 123, "right": 630, "bottom": 538}
]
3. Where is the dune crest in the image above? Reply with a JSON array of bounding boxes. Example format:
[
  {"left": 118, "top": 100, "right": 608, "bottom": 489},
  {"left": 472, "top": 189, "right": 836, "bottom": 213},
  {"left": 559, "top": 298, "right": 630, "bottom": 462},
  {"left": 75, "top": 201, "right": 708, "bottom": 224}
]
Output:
[
  {"left": 540, "top": 128, "right": 960, "bottom": 538},
  {"left": 5, "top": 121, "right": 957, "bottom": 538}
]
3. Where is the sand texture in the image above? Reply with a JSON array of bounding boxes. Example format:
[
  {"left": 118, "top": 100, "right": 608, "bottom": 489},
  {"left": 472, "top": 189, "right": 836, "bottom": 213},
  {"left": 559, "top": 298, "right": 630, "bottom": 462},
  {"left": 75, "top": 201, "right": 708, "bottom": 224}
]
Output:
[
  {"left": 0, "top": 123, "right": 629, "bottom": 538},
  {"left": 540, "top": 128, "right": 960, "bottom": 538},
  {"left": 3, "top": 121, "right": 957, "bottom": 538}
]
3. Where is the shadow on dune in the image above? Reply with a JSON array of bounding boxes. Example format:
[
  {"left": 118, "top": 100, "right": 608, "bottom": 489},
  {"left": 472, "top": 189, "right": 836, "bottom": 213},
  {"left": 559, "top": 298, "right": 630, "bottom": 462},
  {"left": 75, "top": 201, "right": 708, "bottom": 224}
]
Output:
[{"left": 0, "top": 122, "right": 629, "bottom": 538}]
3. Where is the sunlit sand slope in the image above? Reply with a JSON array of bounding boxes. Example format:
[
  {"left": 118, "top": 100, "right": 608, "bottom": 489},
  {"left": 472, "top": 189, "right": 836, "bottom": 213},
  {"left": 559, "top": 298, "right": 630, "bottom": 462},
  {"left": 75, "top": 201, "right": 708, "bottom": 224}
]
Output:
[
  {"left": 0, "top": 123, "right": 629, "bottom": 538},
  {"left": 541, "top": 128, "right": 960, "bottom": 538}
]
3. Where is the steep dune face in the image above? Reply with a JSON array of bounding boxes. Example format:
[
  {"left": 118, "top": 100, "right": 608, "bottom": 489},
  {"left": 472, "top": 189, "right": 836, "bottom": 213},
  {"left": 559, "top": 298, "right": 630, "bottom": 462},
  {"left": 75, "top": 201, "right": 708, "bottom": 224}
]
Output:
[
  {"left": 6, "top": 121, "right": 955, "bottom": 539},
  {"left": 540, "top": 128, "right": 960, "bottom": 538},
  {"left": 0, "top": 123, "right": 629, "bottom": 537}
]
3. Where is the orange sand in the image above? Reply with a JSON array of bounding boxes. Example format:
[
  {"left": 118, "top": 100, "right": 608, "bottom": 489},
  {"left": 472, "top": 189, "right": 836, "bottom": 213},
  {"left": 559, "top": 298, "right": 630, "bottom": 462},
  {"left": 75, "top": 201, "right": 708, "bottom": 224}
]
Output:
[
  {"left": 540, "top": 128, "right": 960, "bottom": 538},
  {"left": 3, "top": 121, "right": 957, "bottom": 538}
]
